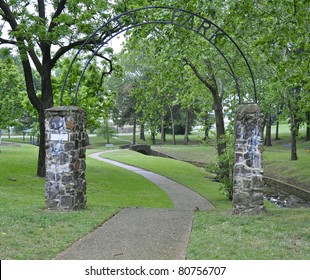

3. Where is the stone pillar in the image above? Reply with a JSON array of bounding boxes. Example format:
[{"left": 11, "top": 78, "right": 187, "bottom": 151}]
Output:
[
  {"left": 232, "top": 103, "right": 266, "bottom": 215},
  {"left": 45, "top": 106, "right": 87, "bottom": 210}
]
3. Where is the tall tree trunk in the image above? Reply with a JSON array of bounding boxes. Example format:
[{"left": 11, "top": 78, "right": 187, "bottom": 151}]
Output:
[
  {"left": 20, "top": 57, "right": 47, "bottom": 177},
  {"left": 306, "top": 112, "right": 310, "bottom": 141},
  {"left": 204, "top": 117, "right": 210, "bottom": 141},
  {"left": 140, "top": 123, "right": 145, "bottom": 141},
  {"left": 183, "top": 58, "right": 229, "bottom": 188},
  {"left": 151, "top": 132, "right": 156, "bottom": 145},
  {"left": 183, "top": 58, "right": 226, "bottom": 155},
  {"left": 37, "top": 66, "right": 54, "bottom": 177},
  {"left": 37, "top": 108, "right": 47, "bottom": 177},
  {"left": 275, "top": 120, "right": 280, "bottom": 140},
  {"left": 161, "top": 114, "right": 165, "bottom": 143},
  {"left": 264, "top": 112, "right": 272, "bottom": 146},
  {"left": 275, "top": 107, "right": 281, "bottom": 140},
  {"left": 212, "top": 91, "right": 229, "bottom": 181},
  {"left": 290, "top": 113, "right": 298, "bottom": 160},
  {"left": 212, "top": 93, "right": 226, "bottom": 156},
  {"left": 183, "top": 109, "right": 189, "bottom": 145},
  {"left": 132, "top": 115, "right": 136, "bottom": 145},
  {"left": 170, "top": 107, "right": 176, "bottom": 145},
  {"left": 204, "top": 127, "right": 209, "bottom": 140}
]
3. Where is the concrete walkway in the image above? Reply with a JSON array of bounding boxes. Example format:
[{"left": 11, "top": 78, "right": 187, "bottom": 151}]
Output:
[{"left": 54, "top": 151, "right": 214, "bottom": 260}]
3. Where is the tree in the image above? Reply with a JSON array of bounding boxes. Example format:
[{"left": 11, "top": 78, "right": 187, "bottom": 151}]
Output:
[
  {"left": 106, "top": 50, "right": 144, "bottom": 144},
  {"left": 0, "top": 51, "right": 24, "bottom": 132},
  {"left": 0, "top": 0, "right": 113, "bottom": 176},
  {"left": 183, "top": 58, "right": 226, "bottom": 155},
  {"left": 223, "top": 0, "right": 309, "bottom": 160},
  {"left": 52, "top": 56, "right": 115, "bottom": 130}
]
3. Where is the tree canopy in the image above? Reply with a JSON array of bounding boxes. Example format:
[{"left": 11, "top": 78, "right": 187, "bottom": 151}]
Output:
[
  {"left": 0, "top": 0, "right": 115, "bottom": 176},
  {"left": 0, "top": 0, "right": 309, "bottom": 177},
  {"left": 0, "top": 49, "right": 24, "bottom": 130}
]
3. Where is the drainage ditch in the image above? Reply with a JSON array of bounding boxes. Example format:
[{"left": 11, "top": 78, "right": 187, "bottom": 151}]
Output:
[{"left": 264, "top": 183, "right": 310, "bottom": 208}]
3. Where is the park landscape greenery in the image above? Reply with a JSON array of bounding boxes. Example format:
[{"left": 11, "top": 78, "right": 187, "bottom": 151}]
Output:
[
  {"left": 0, "top": 130, "right": 310, "bottom": 259},
  {"left": 0, "top": 0, "right": 310, "bottom": 259},
  {"left": 0, "top": 0, "right": 309, "bottom": 175}
]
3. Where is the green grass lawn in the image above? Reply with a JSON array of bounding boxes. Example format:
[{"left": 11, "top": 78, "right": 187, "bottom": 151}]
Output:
[
  {"left": 119, "top": 124, "right": 309, "bottom": 192},
  {"left": 100, "top": 149, "right": 310, "bottom": 260},
  {"left": 263, "top": 139, "right": 310, "bottom": 190},
  {"left": 0, "top": 144, "right": 171, "bottom": 259},
  {"left": 188, "top": 208, "right": 310, "bottom": 259},
  {"left": 149, "top": 138, "right": 310, "bottom": 191},
  {"left": 262, "top": 124, "right": 310, "bottom": 190},
  {"left": 151, "top": 144, "right": 217, "bottom": 163},
  {"left": 1, "top": 125, "right": 310, "bottom": 259},
  {"left": 100, "top": 149, "right": 228, "bottom": 209}
]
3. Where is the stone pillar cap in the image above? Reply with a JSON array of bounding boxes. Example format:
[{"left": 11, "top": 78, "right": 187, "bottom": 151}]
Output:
[{"left": 45, "top": 106, "right": 84, "bottom": 112}]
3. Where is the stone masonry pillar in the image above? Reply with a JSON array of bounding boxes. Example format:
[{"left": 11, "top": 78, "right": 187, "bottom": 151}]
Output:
[
  {"left": 45, "top": 106, "right": 87, "bottom": 210},
  {"left": 232, "top": 104, "right": 266, "bottom": 215}
]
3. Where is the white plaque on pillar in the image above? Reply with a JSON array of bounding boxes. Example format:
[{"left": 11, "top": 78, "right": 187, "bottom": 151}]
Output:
[{"left": 50, "top": 133, "right": 69, "bottom": 141}]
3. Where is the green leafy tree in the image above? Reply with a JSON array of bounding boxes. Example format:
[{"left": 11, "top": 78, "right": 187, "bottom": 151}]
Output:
[
  {"left": 106, "top": 50, "right": 144, "bottom": 144},
  {"left": 0, "top": 0, "right": 114, "bottom": 176},
  {"left": 0, "top": 52, "right": 24, "bottom": 133},
  {"left": 222, "top": 0, "right": 309, "bottom": 159},
  {"left": 97, "top": 120, "right": 116, "bottom": 144},
  {"left": 123, "top": 12, "right": 234, "bottom": 151},
  {"left": 52, "top": 56, "right": 115, "bottom": 130}
]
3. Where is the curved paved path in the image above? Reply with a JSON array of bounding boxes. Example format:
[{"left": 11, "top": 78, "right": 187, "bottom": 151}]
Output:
[{"left": 54, "top": 151, "right": 214, "bottom": 260}]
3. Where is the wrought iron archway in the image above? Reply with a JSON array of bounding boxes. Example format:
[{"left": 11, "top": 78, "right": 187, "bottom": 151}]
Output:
[{"left": 60, "top": 6, "right": 257, "bottom": 105}]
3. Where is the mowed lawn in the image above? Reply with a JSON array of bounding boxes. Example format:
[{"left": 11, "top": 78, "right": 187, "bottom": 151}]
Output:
[
  {"left": 101, "top": 150, "right": 310, "bottom": 260},
  {"left": 0, "top": 144, "right": 171, "bottom": 259},
  {"left": 0, "top": 142, "right": 310, "bottom": 259}
]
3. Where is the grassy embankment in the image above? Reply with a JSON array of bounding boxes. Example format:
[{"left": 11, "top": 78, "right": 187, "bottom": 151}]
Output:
[
  {"left": 98, "top": 124, "right": 310, "bottom": 260},
  {"left": 149, "top": 124, "right": 310, "bottom": 191},
  {"left": 100, "top": 148, "right": 310, "bottom": 259}
]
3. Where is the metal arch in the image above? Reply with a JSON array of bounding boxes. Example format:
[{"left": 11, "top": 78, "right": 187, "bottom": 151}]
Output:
[{"left": 60, "top": 6, "right": 257, "bottom": 105}]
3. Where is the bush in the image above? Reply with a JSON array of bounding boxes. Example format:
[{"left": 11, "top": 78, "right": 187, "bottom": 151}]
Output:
[
  {"left": 205, "top": 128, "right": 234, "bottom": 200},
  {"left": 206, "top": 153, "right": 234, "bottom": 200}
]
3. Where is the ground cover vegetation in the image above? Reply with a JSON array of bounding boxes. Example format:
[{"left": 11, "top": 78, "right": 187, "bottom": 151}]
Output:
[
  {"left": 97, "top": 126, "right": 310, "bottom": 259},
  {"left": 93, "top": 123, "right": 310, "bottom": 195},
  {"left": 0, "top": 129, "right": 309, "bottom": 259},
  {"left": 151, "top": 124, "right": 310, "bottom": 192},
  {"left": 188, "top": 208, "right": 310, "bottom": 260},
  {"left": 0, "top": 144, "right": 172, "bottom": 259},
  {"left": 98, "top": 137, "right": 310, "bottom": 260},
  {"left": 100, "top": 149, "right": 229, "bottom": 209}
]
